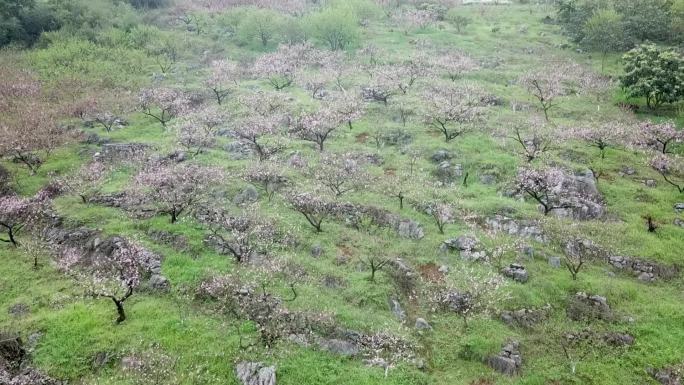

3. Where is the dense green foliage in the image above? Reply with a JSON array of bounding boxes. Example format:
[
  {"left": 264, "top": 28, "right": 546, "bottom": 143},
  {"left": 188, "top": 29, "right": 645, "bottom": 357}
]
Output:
[{"left": 620, "top": 44, "right": 684, "bottom": 109}]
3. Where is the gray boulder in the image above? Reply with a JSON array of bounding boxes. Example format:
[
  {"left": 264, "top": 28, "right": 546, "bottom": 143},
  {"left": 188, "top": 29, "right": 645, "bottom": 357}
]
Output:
[
  {"left": 234, "top": 185, "right": 259, "bottom": 205},
  {"left": 487, "top": 341, "right": 522, "bottom": 376},
  {"left": 397, "top": 220, "right": 425, "bottom": 240},
  {"left": 319, "top": 339, "right": 359, "bottom": 357},
  {"left": 502, "top": 263, "right": 529, "bottom": 283},
  {"left": 415, "top": 318, "right": 432, "bottom": 330},
  {"left": 236, "top": 362, "right": 276, "bottom": 385},
  {"left": 388, "top": 297, "right": 406, "bottom": 321}
]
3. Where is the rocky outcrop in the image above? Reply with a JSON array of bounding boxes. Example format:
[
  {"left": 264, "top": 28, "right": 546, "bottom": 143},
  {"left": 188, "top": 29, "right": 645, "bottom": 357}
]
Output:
[
  {"left": 548, "top": 169, "right": 605, "bottom": 220},
  {"left": 0, "top": 332, "right": 62, "bottom": 385},
  {"left": 441, "top": 236, "right": 486, "bottom": 261},
  {"left": 607, "top": 256, "right": 679, "bottom": 282},
  {"left": 99, "top": 143, "right": 150, "bottom": 162},
  {"left": 236, "top": 362, "right": 276, "bottom": 385},
  {"left": 566, "top": 292, "right": 613, "bottom": 322},
  {"left": 483, "top": 215, "right": 544, "bottom": 242},
  {"left": 502, "top": 263, "right": 529, "bottom": 283},
  {"left": 487, "top": 341, "right": 522, "bottom": 376},
  {"left": 501, "top": 304, "right": 551, "bottom": 328},
  {"left": 648, "top": 366, "right": 682, "bottom": 385}
]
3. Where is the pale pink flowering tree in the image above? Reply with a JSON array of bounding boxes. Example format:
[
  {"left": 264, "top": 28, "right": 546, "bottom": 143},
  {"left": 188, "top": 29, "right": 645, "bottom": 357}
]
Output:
[
  {"left": 312, "top": 153, "right": 372, "bottom": 197},
  {"left": 519, "top": 66, "right": 570, "bottom": 121},
  {"left": 633, "top": 121, "right": 683, "bottom": 154},
  {"left": 244, "top": 162, "right": 288, "bottom": 201},
  {"left": 205, "top": 59, "right": 241, "bottom": 105},
  {"left": 175, "top": 107, "right": 227, "bottom": 156},
  {"left": 430, "top": 51, "right": 479, "bottom": 81},
  {"left": 138, "top": 87, "right": 190, "bottom": 128},
  {"left": 568, "top": 121, "right": 628, "bottom": 159},
  {"left": 423, "top": 201, "right": 457, "bottom": 234},
  {"left": 393, "top": 9, "right": 437, "bottom": 31},
  {"left": 289, "top": 105, "right": 345, "bottom": 151},
  {"left": 504, "top": 117, "right": 556, "bottom": 162},
  {"left": 650, "top": 153, "right": 684, "bottom": 194},
  {"left": 254, "top": 43, "right": 326, "bottom": 90},
  {"left": 232, "top": 116, "right": 282, "bottom": 161},
  {"left": 58, "top": 241, "right": 157, "bottom": 324},
  {"left": 203, "top": 207, "right": 279, "bottom": 263},
  {"left": 237, "top": 90, "right": 287, "bottom": 118},
  {"left": 287, "top": 192, "right": 334, "bottom": 232},
  {"left": 330, "top": 94, "right": 365, "bottom": 130},
  {"left": 514, "top": 167, "right": 570, "bottom": 215},
  {"left": 133, "top": 164, "right": 224, "bottom": 223},
  {"left": 0, "top": 196, "right": 31, "bottom": 247},
  {"left": 422, "top": 83, "right": 486, "bottom": 142},
  {"left": 429, "top": 268, "right": 508, "bottom": 329},
  {"left": 62, "top": 161, "right": 109, "bottom": 203}
]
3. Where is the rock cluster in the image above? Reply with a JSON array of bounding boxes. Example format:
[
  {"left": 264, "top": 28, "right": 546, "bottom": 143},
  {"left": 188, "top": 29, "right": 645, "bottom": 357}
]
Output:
[
  {"left": 483, "top": 215, "right": 544, "bottom": 242},
  {"left": 566, "top": 292, "right": 613, "bottom": 322},
  {"left": 236, "top": 362, "right": 276, "bottom": 385},
  {"left": 608, "top": 256, "right": 678, "bottom": 282},
  {"left": 441, "top": 236, "right": 486, "bottom": 261},
  {"left": 502, "top": 263, "right": 529, "bottom": 283},
  {"left": 0, "top": 332, "right": 62, "bottom": 385},
  {"left": 487, "top": 341, "right": 522, "bottom": 376},
  {"left": 549, "top": 169, "right": 605, "bottom": 220},
  {"left": 501, "top": 304, "right": 551, "bottom": 328}
]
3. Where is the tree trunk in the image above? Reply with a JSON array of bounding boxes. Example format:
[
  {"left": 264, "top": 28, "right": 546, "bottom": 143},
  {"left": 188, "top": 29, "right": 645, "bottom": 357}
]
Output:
[{"left": 112, "top": 298, "right": 126, "bottom": 324}]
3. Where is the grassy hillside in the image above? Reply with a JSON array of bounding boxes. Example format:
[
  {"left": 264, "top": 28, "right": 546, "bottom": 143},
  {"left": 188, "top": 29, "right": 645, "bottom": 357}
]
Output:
[{"left": 1, "top": 2, "right": 683, "bottom": 385}]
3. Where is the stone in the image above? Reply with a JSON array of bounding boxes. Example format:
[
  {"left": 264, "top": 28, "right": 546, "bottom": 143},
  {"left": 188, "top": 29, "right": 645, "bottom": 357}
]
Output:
[
  {"left": 92, "top": 351, "right": 114, "bottom": 370},
  {"left": 548, "top": 256, "right": 561, "bottom": 268},
  {"left": 321, "top": 275, "right": 346, "bottom": 289},
  {"left": 435, "top": 161, "right": 463, "bottom": 184},
  {"left": 148, "top": 274, "right": 170, "bottom": 291},
  {"left": 310, "top": 244, "right": 323, "bottom": 258},
  {"left": 644, "top": 179, "right": 658, "bottom": 188},
  {"left": 415, "top": 318, "right": 432, "bottom": 330},
  {"left": 148, "top": 230, "right": 189, "bottom": 251},
  {"left": 438, "top": 265, "right": 449, "bottom": 274},
  {"left": 233, "top": 185, "right": 259, "bottom": 205},
  {"left": 319, "top": 338, "right": 359, "bottom": 356},
  {"left": 566, "top": 292, "right": 613, "bottom": 321},
  {"left": 101, "top": 143, "right": 149, "bottom": 162},
  {"left": 7, "top": 303, "right": 29, "bottom": 317},
  {"left": 0, "top": 333, "right": 24, "bottom": 367},
  {"left": 502, "top": 263, "right": 529, "bottom": 283},
  {"left": 224, "top": 141, "right": 253, "bottom": 160},
  {"left": 675, "top": 218, "right": 684, "bottom": 228},
  {"left": 648, "top": 367, "right": 682, "bottom": 385},
  {"left": 397, "top": 220, "right": 424, "bottom": 240},
  {"left": 479, "top": 174, "right": 497, "bottom": 185},
  {"left": 168, "top": 150, "right": 186, "bottom": 163},
  {"left": 547, "top": 169, "right": 605, "bottom": 220},
  {"left": 500, "top": 304, "right": 551, "bottom": 328},
  {"left": 236, "top": 362, "right": 276, "bottom": 385},
  {"left": 607, "top": 255, "right": 678, "bottom": 281},
  {"left": 620, "top": 166, "right": 636, "bottom": 176},
  {"left": 484, "top": 215, "right": 544, "bottom": 242},
  {"left": 388, "top": 297, "right": 406, "bottom": 321},
  {"left": 487, "top": 341, "right": 522, "bottom": 376},
  {"left": 430, "top": 150, "right": 453, "bottom": 163},
  {"left": 675, "top": 203, "right": 684, "bottom": 213}
]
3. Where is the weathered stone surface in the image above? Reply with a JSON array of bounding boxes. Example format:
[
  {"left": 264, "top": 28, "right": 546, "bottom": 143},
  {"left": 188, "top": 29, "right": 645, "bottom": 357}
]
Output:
[
  {"left": 566, "top": 292, "right": 613, "bottom": 322},
  {"left": 7, "top": 303, "right": 29, "bottom": 317},
  {"left": 310, "top": 244, "right": 323, "bottom": 258},
  {"left": 648, "top": 367, "right": 682, "bottom": 385},
  {"left": 319, "top": 339, "right": 360, "bottom": 357},
  {"left": 501, "top": 304, "right": 551, "bottom": 328},
  {"left": 548, "top": 169, "right": 605, "bottom": 220},
  {"left": 675, "top": 203, "right": 684, "bottom": 213},
  {"left": 236, "top": 362, "right": 276, "bottom": 385},
  {"left": 101, "top": 143, "right": 150, "bottom": 162},
  {"left": 484, "top": 215, "right": 544, "bottom": 242},
  {"left": 388, "top": 297, "right": 406, "bottom": 321},
  {"left": 430, "top": 150, "right": 453, "bottom": 163},
  {"left": 607, "top": 256, "right": 678, "bottom": 282},
  {"left": 233, "top": 185, "right": 259, "bottom": 205},
  {"left": 397, "top": 219, "right": 424, "bottom": 240},
  {"left": 502, "top": 263, "right": 529, "bottom": 283},
  {"left": 487, "top": 341, "right": 522, "bottom": 376},
  {"left": 434, "top": 161, "right": 464, "bottom": 185},
  {"left": 415, "top": 318, "right": 432, "bottom": 330},
  {"left": 674, "top": 218, "right": 684, "bottom": 228},
  {"left": 148, "top": 274, "right": 170, "bottom": 292},
  {"left": 442, "top": 236, "right": 486, "bottom": 261},
  {"left": 548, "top": 256, "right": 561, "bottom": 268}
]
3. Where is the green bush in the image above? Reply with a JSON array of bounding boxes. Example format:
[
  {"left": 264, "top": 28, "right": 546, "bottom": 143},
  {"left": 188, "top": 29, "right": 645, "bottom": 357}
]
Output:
[{"left": 308, "top": 8, "right": 360, "bottom": 51}]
